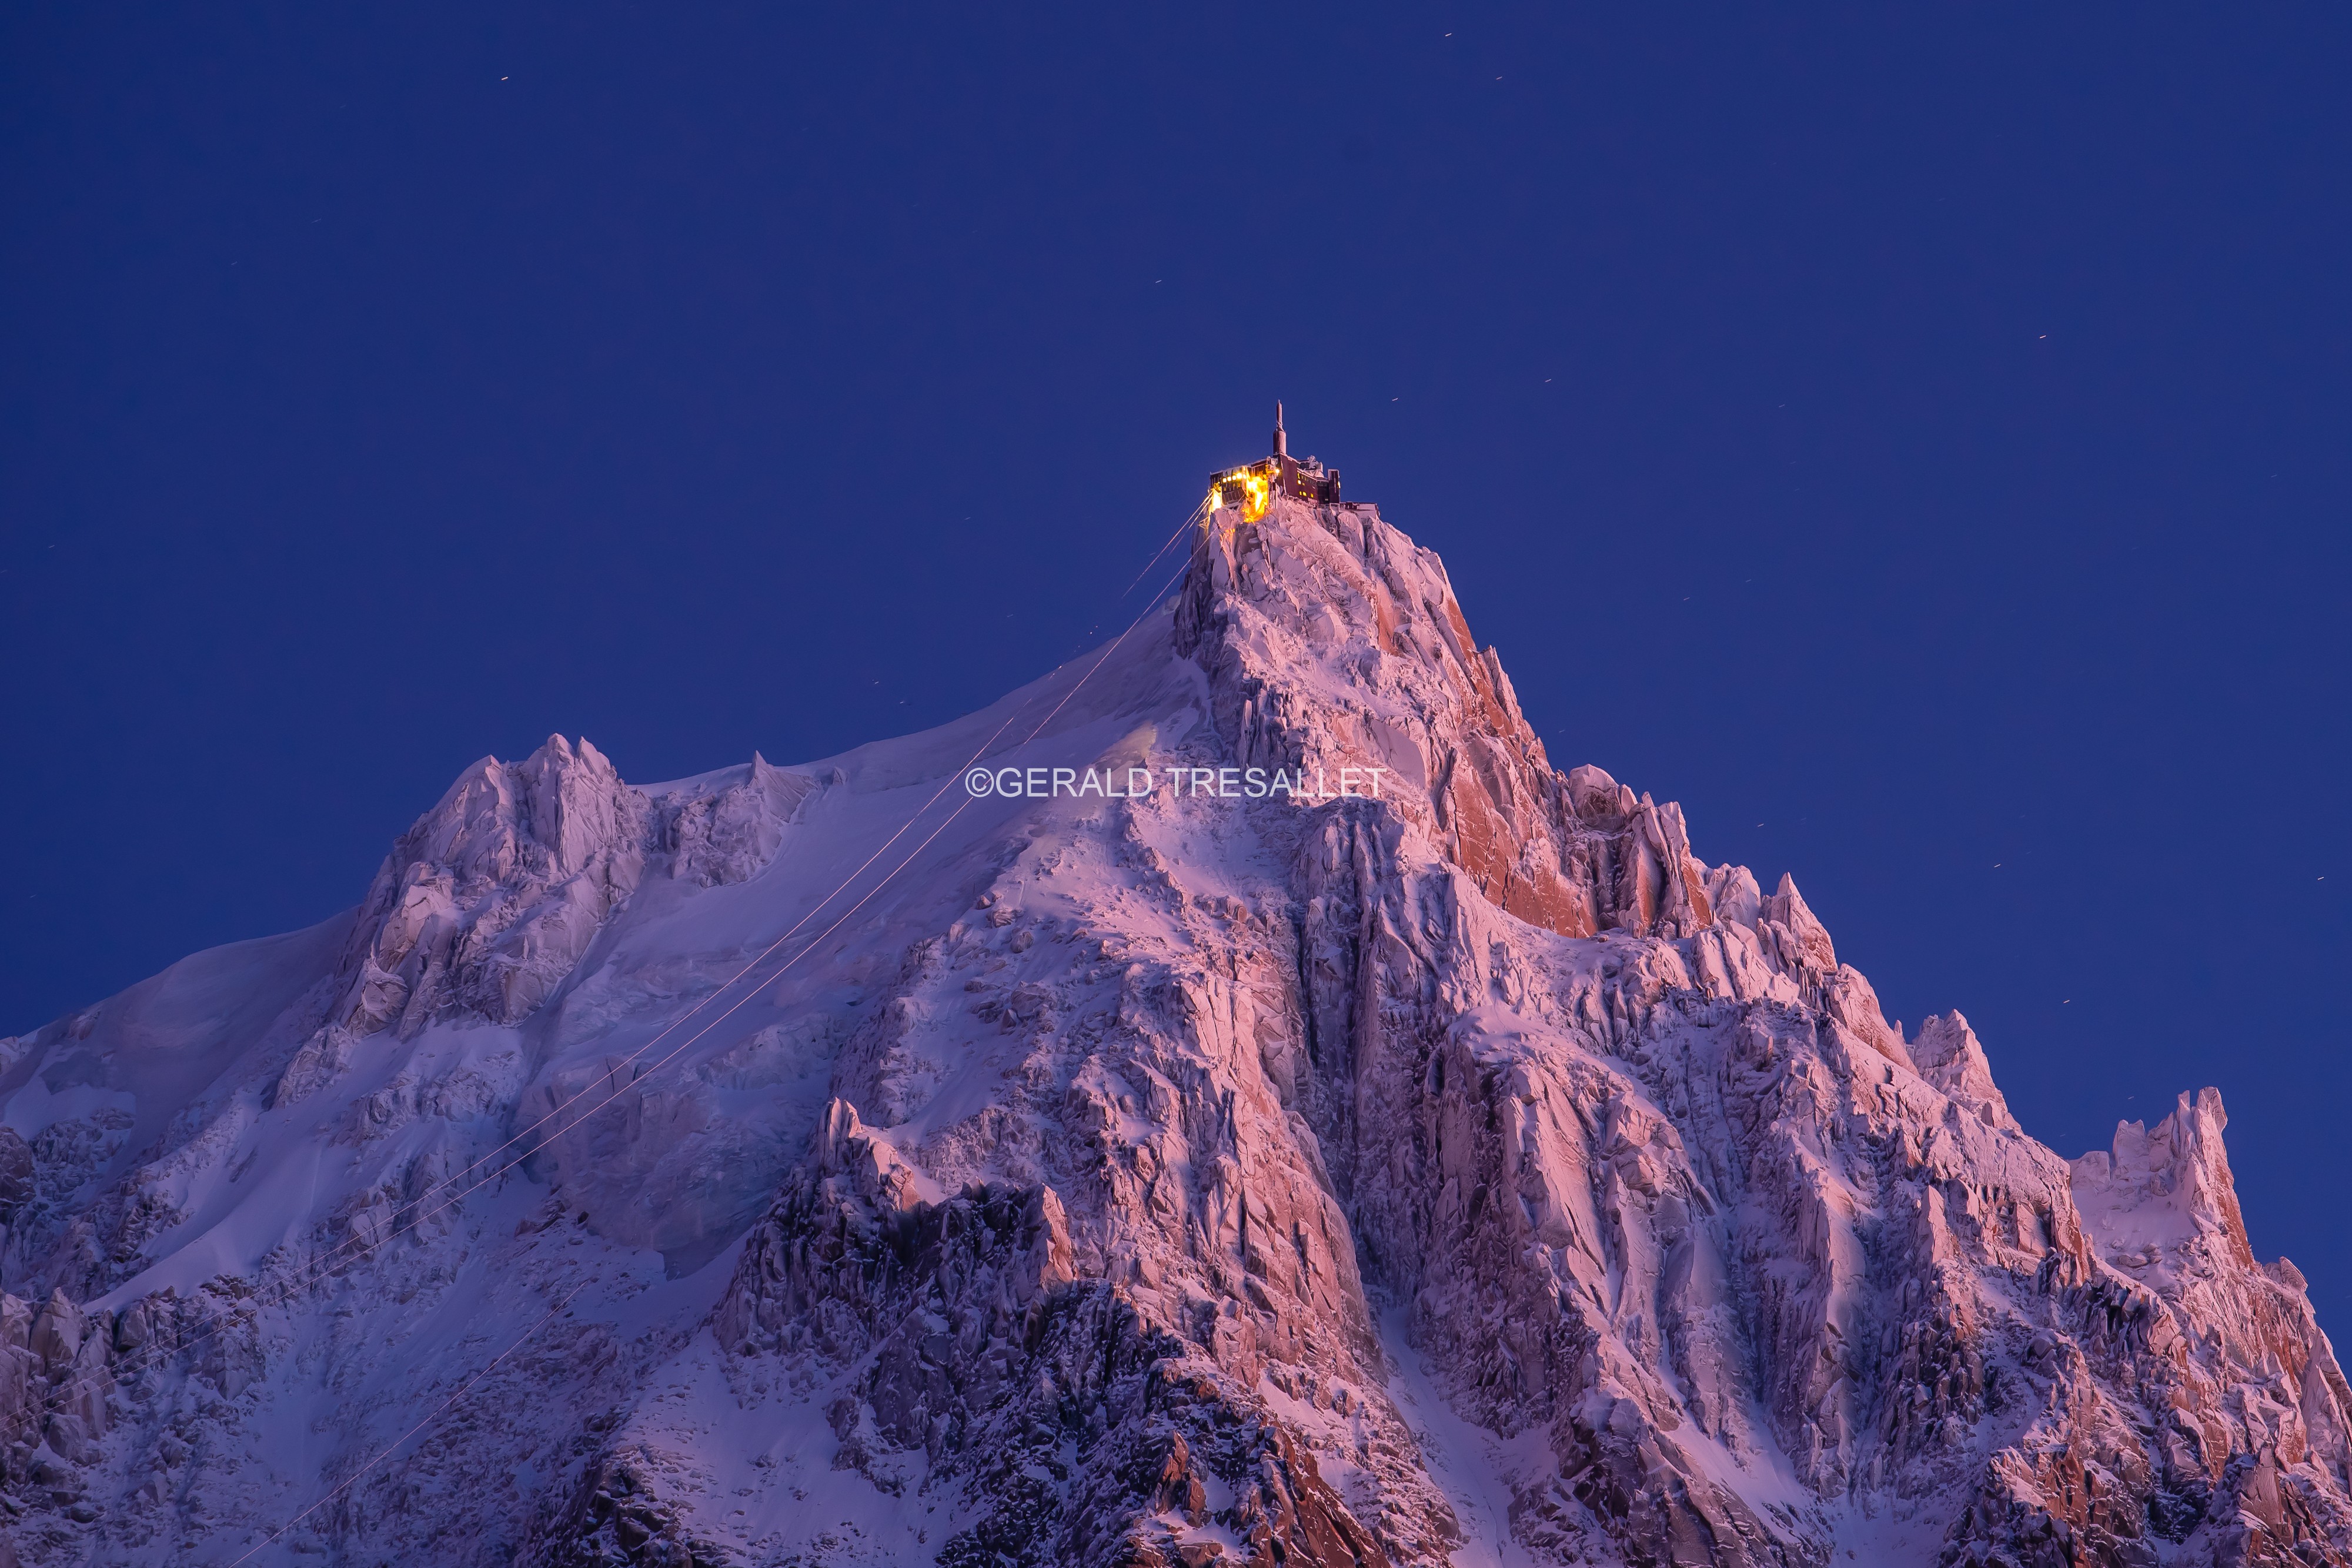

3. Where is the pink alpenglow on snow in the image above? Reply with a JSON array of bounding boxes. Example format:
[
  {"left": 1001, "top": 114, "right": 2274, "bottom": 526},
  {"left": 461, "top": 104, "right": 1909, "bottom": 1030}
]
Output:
[{"left": 2, "top": 470, "right": 2347, "bottom": 1567}]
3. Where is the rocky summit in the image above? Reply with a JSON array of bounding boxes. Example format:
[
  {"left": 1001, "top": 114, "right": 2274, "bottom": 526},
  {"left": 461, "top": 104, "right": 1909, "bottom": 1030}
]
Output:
[{"left": 2, "top": 487, "right": 2346, "bottom": 1567}]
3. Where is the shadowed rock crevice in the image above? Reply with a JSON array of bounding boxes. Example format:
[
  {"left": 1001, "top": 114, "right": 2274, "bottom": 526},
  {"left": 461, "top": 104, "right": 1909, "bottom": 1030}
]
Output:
[{"left": 2, "top": 492, "right": 2343, "bottom": 1567}]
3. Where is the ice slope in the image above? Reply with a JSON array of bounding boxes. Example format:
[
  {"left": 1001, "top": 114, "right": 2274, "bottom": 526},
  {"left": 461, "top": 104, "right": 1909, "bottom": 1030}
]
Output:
[{"left": 1, "top": 487, "right": 2347, "bottom": 1568}]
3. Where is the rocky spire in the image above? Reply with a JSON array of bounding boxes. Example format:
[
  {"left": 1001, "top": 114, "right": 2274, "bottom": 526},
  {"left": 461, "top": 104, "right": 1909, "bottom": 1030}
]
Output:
[{"left": 2, "top": 480, "right": 2344, "bottom": 1568}]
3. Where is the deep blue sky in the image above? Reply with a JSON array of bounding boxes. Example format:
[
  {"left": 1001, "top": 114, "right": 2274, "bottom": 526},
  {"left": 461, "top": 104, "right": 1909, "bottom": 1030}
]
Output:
[{"left": 5, "top": 8, "right": 2346, "bottom": 1316}]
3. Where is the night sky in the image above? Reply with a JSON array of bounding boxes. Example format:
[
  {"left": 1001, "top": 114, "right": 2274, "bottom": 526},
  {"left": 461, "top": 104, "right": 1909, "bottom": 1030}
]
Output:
[{"left": 5, "top": 8, "right": 2347, "bottom": 1318}]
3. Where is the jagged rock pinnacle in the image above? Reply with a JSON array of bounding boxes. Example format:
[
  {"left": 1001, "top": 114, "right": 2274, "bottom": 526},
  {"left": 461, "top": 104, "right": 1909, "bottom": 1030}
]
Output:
[{"left": 2, "top": 484, "right": 2344, "bottom": 1566}]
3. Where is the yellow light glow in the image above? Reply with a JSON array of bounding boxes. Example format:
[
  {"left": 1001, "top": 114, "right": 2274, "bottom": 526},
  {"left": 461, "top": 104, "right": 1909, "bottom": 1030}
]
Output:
[
  {"left": 1232, "top": 467, "right": 1272, "bottom": 523},
  {"left": 1204, "top": 464, "right": 1275, "bottom": 533}
]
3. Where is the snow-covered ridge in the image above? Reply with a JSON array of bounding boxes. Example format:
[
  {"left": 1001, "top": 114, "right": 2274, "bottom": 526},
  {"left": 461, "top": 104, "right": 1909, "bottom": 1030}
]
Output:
[{"left": 1, "top": 491, "right": 2344, "bottom": 1567}]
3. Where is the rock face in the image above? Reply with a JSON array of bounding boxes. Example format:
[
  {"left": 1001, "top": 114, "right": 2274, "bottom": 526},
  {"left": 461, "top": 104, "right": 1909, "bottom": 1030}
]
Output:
[
  {"left": 328, "top": 733, "right": 657, "bottom": 1039},
  {"left": 0, "top": 490, "right": 2344, "bottom": 1567}
]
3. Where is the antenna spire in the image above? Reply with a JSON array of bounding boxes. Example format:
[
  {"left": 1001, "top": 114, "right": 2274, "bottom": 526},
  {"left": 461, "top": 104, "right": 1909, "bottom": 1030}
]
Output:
[{"left": 1272, "top": 400, "right": 1287, "bottom": 459}]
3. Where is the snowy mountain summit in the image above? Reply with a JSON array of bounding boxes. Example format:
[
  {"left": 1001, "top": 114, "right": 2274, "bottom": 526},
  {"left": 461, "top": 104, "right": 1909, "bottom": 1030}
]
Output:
[{"left": 3, "top": 474, "right": 2348, "bottom": 1568}]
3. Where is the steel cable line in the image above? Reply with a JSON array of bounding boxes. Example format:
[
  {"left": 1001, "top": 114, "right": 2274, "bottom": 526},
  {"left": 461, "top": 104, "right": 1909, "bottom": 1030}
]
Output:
[
  {"left": 222, "top": 1281, "right": 590, "bottom": 1566},
  {"left": 350, "top": 489, "right": 1208, "bottom": 1223},
  {"left": 216, "top": 534, "right": 1209, "bottom": 1560},
  {"left": 314, "top": 534, "right": 1201, "bottom": 1288},
  {"left": 2, "top": 500, "right": 1213, "bottom": 1456},
  {"left": 1118, "top": 491, "right": 1208, "bottom": 598},
  {"left": 4, "top": 503, "right": 1207, "bottom": 1450}
]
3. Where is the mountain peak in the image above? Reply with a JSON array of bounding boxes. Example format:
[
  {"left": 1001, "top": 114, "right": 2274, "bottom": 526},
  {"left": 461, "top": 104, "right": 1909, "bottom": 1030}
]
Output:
[{"left": 1, "top": 478, "right": 2345, "bottom": 1567}]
